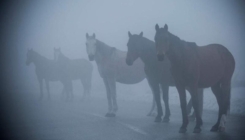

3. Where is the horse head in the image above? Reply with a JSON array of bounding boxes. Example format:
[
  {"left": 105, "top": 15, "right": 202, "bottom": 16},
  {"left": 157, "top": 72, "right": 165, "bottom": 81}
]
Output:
[
  {"left": 154, "top": 24, "right": 170, "bottom": 61},
  {"left": 86, "top": 33, "right": 97, "bottom": 61},
  {"left": 54, "top": 47, "right": 61, "bottom": 62},
  {"left": 126, "top": 31, "right": 143, "bottom": 66},
  {"left": 26, "top": 48, "right": 34, "bottom": 66}
]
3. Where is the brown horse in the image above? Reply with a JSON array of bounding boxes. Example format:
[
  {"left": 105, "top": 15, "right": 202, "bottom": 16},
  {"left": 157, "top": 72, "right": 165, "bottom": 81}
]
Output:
[
  {"left": 125, "top": 32, "right": 204, "bottom": 122},
  {"left": 154, "top": 24, "right": 235, "bottom": 133},
  {"left": 85, "top": 33, "right": 146, "bottom": 117}
]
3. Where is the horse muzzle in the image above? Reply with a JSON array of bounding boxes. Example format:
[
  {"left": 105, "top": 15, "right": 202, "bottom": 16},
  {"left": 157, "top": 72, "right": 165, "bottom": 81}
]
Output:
[{"left": 157, "top": 54, "right": 164, "bottom": 61}]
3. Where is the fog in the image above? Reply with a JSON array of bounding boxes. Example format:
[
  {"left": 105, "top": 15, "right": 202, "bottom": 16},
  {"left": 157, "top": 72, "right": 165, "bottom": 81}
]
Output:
[{"left": 1, "top": 0, "right": 245, "bottom": 139}]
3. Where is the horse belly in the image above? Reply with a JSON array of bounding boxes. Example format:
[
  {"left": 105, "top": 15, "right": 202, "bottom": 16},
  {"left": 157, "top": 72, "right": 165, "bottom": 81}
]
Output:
[
  {"left": 198, "top": 47, "right": 225, "bottom": 87},
  {"left": 116, "top": 59, "right": 146, "bottom": 84}
]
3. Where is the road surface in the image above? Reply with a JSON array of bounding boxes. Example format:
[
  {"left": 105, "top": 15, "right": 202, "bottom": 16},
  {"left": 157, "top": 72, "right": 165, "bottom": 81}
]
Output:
[{"left": 1, "top": 91, "right": 245, "bottom": 140}]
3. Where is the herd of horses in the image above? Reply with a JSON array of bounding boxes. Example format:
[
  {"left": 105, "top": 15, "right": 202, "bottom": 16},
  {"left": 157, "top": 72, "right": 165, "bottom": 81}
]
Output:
[{"left": 27, "top": 24, "right": 235, "bottom": 133}]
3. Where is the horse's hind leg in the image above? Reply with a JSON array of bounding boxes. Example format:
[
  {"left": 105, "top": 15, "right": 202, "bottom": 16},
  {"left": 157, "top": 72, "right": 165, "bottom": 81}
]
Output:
[
  {"left": 218, "top": 81, "right": 231, "bottom": 132},
  {"left": 210, "top": 83, "right": 222, "bottom": 132},
  {"left": 38, "top": 78, "right": 43, "bottom": 100},
  {"left": 160, "top": 84, "right": 170, "bottom": 122}
]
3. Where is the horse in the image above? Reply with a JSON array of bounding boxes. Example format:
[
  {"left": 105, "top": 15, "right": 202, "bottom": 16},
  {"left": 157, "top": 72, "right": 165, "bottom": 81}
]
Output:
[
  {"left": 125, "top": 32, "right": 203, "bottom": 122},
  {"left": 26, "top": 49, "right": 72, "bottom": 100},
  {"left": 85, "top": 33, "right": 146, "bottom": 117},
  {"left": 54, "top": 48, "right": 93, "bottom": 101},
  {"left": 154, "top": 24, "right": 235, "bottom": 133}
]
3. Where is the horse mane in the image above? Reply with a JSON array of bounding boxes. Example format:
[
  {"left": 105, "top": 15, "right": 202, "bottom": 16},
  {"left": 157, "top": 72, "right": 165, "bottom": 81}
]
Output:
[
  {"left": 59, "top": 51, "right": 70, "bottom": 61},
  {"left": 96, "top": 39, "right": 116, "bottom": 56},
  {"left": 168, "top": 32, "right": 197, "bottom": 50},
  {"left": 32, "top": 50, "right": 51, "bottom": 62}
]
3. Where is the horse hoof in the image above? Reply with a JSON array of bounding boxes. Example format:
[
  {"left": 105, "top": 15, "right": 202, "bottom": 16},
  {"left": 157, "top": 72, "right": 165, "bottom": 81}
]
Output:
[
  {"left": 210, "top": 126, "right": 218, "bottom": 132},
  {"left": 218, "top": 126, "right": 225, "bottom": 132},
  {"left": 179, "top": 127, "right": 187, "bottom": 133},
  {"left": 193, "top": 127, "right": 201, "bottom": 133},
  {"left": 110, "top": 113, "right": 116, "bottom": 117},
  {"left": 154, "top": 116, "right": 162, "bottom": 122},
  {"left": 105, "top": 113, "right": 111, "bottom": 117},
  {"left": 162, "top": 117, "right": 170, "bottom": 123}
]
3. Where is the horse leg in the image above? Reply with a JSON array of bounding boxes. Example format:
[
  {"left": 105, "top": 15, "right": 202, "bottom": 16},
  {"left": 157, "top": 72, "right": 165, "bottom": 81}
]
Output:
[
  {"left": 147, "top": 93, "right": 156, "bottom": 116},
  {"left": 103, "top": 78, "right": 113, "bottom": 117},
  {"left": 107, "top": 78, "right": 117, "bottom": 117},
  {"left": 188, "top": 85, "right": 203, "bottom": 133},
  {"left": 81, "top": 79, "right": 89, "bottom": 102},
  {"left": 45, "top": 80, "right": 50, "bottom": 100},
  {"left": 38, "top": 78, "right": 43, "bottom": 100},
  {"left": 198, "top": 89, "right": 204, "bottom": 117},
  {"left": 175, "top": 83, "right": 188, "bottom": 133},
  {"left": 218, "top": 81, "right": 231, "bottom": 132},
  {"left": 187, "top": 97, "right": 193, "bottom": 116},
  {"left": 69, "top": 81, "right": 73, "bottom": 101},
  {"left": 210, "top": 83, "right": 222, "bottom": 132},
  {"left": 160, "top": 84, "right": 170, "bottom": 122},
  {"left": 148, "top": 79, "right": 162, "bottom": 122}
]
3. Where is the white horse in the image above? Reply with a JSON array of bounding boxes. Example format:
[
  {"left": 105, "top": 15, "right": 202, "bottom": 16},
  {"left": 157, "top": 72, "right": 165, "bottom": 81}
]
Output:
[{"left": 85, "top": 33, "right": 146, "bottom": 117}]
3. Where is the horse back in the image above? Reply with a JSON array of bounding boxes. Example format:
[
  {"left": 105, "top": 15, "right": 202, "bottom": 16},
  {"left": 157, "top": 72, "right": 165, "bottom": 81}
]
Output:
[{"left": 197, "top": 44, "right": 235, "bottom": 87}]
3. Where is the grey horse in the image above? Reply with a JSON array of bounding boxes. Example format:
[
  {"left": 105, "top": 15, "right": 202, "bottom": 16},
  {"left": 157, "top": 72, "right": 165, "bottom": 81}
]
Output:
[
  {"left": 54, "top": 48, "right": 93, "bottom": 101},
  {"left": 85, "top": 33, "right": 146, "bottom": 117}
]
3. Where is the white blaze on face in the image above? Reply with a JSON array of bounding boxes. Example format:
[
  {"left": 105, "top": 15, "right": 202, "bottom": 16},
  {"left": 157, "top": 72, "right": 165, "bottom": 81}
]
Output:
[{"left": 86, "top": 38, "right": 97, "bottom": 56}]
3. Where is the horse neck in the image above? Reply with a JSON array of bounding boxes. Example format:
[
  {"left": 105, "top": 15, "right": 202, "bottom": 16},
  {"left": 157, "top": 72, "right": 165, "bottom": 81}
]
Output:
[
  {"left": 95, "top": 39, "right": 115, "bottom": 63},
  {"left": 32, "top": 52, "right": 50, "bottom": 68},
  {"left": 166, "top": 33, "right": 185, "bottom": 66},
  {"left": 58, "top": 53, "right": 70, "bottom": 63},
  {"left": 138, "top": 38, "right": 156, "bottom": 65}
]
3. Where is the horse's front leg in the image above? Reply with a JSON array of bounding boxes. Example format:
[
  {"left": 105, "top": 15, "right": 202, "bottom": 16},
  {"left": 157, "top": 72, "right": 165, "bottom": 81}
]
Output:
[
  {"left": 107, "top": 77, "right": 117, "bottom": 117},
  {"left": 45, "top": 80, "right": 50, "bottom": 100},
  {"left": 175, "top": 83, "right": 188, "bottom": 133},
  {"left": 188, "top": 85, "right": 203, "bottom": 133},
  {"left": 148, "top": 79, "right": 162, "bottom": 122},
  {"left": 103, "top": 78, "right": 113, "bottom": 117},
  {"left": 160, "top": 84, "right": 170, "bottom": 122}
]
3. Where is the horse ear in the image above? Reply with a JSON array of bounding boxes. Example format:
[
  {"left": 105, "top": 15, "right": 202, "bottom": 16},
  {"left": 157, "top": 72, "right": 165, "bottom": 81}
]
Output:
[
  {"left": 155, "top": 24, "right": 160, "bottom": 31},
  {"left": 164, "top": 24, "right": 168, "bottom": 31},
  {"left": 128, "top": 31, "right": 132, "bottom": 38},
  {"left": 86, "top": 33, "right": 89, "bottom": 39},
  {"left": 92, "top": 33, "right": 96, "bottom": 38},
  {"left": 139, "top": 32, "right": 143, "bottom": 37}
]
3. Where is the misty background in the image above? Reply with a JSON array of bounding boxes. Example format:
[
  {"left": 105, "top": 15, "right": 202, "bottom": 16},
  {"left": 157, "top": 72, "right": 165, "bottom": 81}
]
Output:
[{"left": 1, "top": 0, "right": 245, "bottom": 114}]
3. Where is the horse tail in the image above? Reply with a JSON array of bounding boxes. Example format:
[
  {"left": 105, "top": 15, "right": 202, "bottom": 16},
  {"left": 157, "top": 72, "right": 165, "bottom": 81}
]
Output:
[{"left": 220, "top": 45, "right": 235, "bottom": 115}]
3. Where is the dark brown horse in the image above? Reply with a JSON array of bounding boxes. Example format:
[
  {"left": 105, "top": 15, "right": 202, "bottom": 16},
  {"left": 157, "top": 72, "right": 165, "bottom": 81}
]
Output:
[
  {"left": 154, "top": 24, "right": 235, "bottom": 133},
  {"left": 26, "top": 49, "right": 72, "bottom": 100},
  {"left": 125, "top": 32, "right": 203, "bottom": 122}
]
